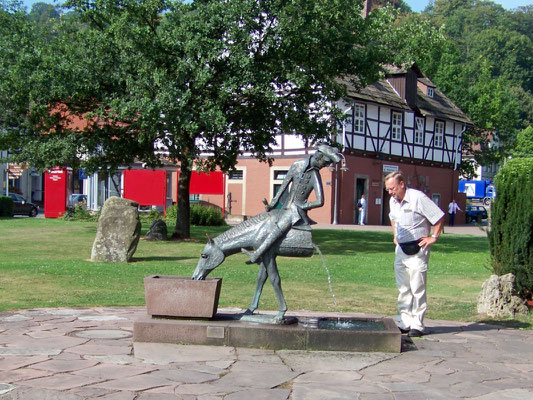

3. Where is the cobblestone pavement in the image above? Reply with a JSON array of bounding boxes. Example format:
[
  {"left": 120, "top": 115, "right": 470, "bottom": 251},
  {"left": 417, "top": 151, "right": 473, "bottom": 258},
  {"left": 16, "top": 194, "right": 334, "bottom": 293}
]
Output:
[{"left": 1, "top": 307, "right": 532, "bottom": 399}]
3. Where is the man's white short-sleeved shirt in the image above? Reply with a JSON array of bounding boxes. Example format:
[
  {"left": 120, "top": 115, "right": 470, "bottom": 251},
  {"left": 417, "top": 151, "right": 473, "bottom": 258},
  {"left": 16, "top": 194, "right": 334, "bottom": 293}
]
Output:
[
  {"left": 389, "top": 188, "right": 444, "bottom": 243},
  {"left": 448, "top": 202, "right": 460, "bottom": 214}
]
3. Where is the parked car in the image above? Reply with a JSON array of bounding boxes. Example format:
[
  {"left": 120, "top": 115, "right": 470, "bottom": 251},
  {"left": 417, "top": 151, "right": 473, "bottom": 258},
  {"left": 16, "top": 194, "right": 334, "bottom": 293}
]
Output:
[
  {"left": 465, "top": 205, "right": 488, "bottom": 223},
  {"left": 8, "top": 193, "right": 39, "bottom": 217},
  {"left": 69, "top": 194, "right": 88, "bottom": 207}
]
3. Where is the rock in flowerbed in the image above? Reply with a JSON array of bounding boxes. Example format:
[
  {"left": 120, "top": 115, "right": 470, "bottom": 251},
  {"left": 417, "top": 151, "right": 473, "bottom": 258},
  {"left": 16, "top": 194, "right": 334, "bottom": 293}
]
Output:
[
  {"left": 477, "top": 273, "right": 529, "bottom": 318},
  {"left": 91, "top": 197, "right": 141, "bottom": 262}
]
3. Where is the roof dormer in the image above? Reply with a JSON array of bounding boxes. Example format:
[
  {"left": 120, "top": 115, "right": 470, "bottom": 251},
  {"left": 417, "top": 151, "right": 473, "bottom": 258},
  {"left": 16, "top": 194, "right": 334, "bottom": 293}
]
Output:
[{"left": 417, "top": 78, "right": 436, "bottom": 98}]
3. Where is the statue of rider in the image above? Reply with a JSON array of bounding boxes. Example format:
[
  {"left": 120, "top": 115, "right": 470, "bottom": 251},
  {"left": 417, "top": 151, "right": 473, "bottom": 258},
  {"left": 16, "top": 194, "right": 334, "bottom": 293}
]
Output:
[{"left": 241, "top": 142, "right": 342, "bottom": 264}]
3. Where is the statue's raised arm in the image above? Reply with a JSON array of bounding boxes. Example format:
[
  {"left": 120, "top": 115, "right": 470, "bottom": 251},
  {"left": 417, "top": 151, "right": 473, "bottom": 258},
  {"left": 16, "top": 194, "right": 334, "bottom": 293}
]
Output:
[{"left": 241, "top": 142, "right": 342, "bottom": 264}]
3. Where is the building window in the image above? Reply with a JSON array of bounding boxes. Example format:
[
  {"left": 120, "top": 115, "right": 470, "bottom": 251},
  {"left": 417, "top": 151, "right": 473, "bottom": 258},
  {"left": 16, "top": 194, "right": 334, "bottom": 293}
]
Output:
[
  {"left": 434, "top": 121, "right": 444, "bottom": 148},
  {"left": 228, "top": 170, "right": 243, "bottom": 180},
  {"left": 272, "top": 168, "right": 289, "bottom": 209},
  {"left": 391, "top": 112, "right": 402, "bottom": 141},
  {"left": 415, "top": 117, "right": 424, "bottom": 145},
  {"left": 274, "top": 170, "right": 287, "bottom": 180},
  {"left": 427, "top": 87, "right": 434, "bottom": 97},
  {"left": 431, "top": 193, "right": 441, "bottom": 207},
  {"left": 353, "top": 103, "right": 365, "bottom": 134}
]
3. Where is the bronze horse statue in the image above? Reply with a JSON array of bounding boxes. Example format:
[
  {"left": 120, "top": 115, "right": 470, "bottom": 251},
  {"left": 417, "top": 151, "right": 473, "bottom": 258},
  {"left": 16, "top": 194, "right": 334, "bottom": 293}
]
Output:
[{"left": 192, "top": 209, "right": 314, "bottom": 321}]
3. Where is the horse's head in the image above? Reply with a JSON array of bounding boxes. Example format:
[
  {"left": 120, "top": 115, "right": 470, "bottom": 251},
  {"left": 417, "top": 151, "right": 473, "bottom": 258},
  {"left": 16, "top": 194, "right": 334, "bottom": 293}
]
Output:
[{"left": 192, "top": 235, "right": 225, "bottom": 280}]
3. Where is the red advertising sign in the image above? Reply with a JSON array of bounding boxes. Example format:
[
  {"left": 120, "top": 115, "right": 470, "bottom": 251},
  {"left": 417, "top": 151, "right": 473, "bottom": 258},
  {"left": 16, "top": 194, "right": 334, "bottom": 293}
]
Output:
[
  {"left": 189, "top": 171, "right": 224, "bottom": 195},
  {"left": 123, "top": 169, "right": 167, "bottom": 208}
]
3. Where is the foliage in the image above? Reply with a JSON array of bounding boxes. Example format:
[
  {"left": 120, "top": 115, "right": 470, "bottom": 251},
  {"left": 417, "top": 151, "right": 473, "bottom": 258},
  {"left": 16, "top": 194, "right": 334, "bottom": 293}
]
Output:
[
  {"left": 139, "top": 208, "right": 162, "bottom": 225},
  {"left": 63, "top": 203, "right": 99, "bottom": 221},
  {"left": 0, "top": 195, "right": 13, "bottom": 217},
  {"left": 166, "top": 203, "right": 225, "bottom": 226},
  {"left": 489, "top": 158, "right": 533, "bottom": 299},
  {"left": 190, "top": 204, "right": 226, "bottom": 226},
  {"left": 28, "top": 2, "right": 61, "bottom": 25},
  {"left": 165, "top": 204, "right": 178, "bottom": 222},
  {"left": 511, "top": 126, "right": 533, "bottom": 158}
]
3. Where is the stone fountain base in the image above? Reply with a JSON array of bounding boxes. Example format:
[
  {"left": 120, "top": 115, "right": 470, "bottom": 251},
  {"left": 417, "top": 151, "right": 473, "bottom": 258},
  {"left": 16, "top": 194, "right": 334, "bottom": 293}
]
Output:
[
  {"left": 136, "top": 276, "right": 401, "bottom": 353},
  {"left": 133, "top": 310, "right": 401, "bottom": 353}
]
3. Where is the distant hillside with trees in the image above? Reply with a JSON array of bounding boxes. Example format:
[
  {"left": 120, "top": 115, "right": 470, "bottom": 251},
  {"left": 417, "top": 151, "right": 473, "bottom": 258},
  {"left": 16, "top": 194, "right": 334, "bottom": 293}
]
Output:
[{"left": 398, "top": 0, "right": 532, "bottom": 170}]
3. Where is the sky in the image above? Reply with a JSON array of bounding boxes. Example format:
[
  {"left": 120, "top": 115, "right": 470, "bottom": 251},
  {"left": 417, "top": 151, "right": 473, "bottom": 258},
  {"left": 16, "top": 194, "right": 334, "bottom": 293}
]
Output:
[
  {"left": 21, "top": 0, "right": 533, "bottom": 13},
  {"left": 404, "top": 0, "right": 531, "bottom": 12}
]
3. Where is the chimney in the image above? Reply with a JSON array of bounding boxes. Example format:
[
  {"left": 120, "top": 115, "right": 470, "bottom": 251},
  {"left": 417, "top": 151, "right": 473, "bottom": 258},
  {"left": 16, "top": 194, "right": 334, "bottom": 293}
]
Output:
[{"left": 405, "top": 68, "right": 417, "bottom": 108}]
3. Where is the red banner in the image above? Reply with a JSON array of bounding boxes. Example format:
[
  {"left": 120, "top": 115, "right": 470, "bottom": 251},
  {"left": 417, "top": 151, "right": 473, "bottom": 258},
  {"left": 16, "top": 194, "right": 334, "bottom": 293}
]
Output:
[
  {"left": 123, "top": 169, "right": 167, "bottom": 207},
  {"left": 188, "top": 171, "right": 224, "bottom": 195}
]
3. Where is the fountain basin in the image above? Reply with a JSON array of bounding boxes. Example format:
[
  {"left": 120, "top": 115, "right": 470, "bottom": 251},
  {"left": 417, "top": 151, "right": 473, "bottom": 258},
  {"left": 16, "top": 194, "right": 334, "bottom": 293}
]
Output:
[
  {"left": 133, "top": 310, "right": 401, "bottom": 353},
  {"left": 144, "top": 275, "right": 222, "bottom": 318}
]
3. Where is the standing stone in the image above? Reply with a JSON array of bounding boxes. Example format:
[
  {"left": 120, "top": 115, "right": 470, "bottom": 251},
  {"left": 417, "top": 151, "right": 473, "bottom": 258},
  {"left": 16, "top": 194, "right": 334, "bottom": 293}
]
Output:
[
  {"left": 145, "top": 219, "right": 168, "bottom": 241},
  {"left": 91, "top": 197, "right": 141, "bottom": 262},
  {"left": 477, "top": 273, "right": 529, "bottom": 318}
]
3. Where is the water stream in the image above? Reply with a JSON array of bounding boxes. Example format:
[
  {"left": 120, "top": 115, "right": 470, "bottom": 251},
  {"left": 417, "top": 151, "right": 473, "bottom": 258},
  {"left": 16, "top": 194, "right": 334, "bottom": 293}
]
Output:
[{"left": 313, "top": 243, "right": 338, "bottom": 313}]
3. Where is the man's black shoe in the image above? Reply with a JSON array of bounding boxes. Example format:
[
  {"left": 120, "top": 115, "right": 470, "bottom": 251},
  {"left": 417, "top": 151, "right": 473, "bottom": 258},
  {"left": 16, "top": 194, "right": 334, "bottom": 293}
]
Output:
[
  {"left": 408, "top": 329, "right": 424, "bottom": 337},
  {"left": 398, "top": 327, "right": 410, "bottom": 334}
]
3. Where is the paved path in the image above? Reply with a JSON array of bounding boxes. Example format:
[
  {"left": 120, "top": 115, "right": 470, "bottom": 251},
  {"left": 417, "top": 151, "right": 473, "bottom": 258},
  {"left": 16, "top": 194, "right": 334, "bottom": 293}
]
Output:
[
  {"left": 313, "top": 223, "right": 489, "bottom": 237},
  {"left": 1, "top": 307, "right": 532, "bottom": 399}
]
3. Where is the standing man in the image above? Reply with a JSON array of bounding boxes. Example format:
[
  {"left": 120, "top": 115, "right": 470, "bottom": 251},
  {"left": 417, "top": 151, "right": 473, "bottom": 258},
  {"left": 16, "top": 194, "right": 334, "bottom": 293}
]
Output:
[
  {"left": 358, "top": 194, "right": 367, "bottom": 225},
  {"left": 385, "top": 171, "right": 444, "bottom": 337},
  {"left": 447, "top": 198, "right": 461, "bottom": 226}
]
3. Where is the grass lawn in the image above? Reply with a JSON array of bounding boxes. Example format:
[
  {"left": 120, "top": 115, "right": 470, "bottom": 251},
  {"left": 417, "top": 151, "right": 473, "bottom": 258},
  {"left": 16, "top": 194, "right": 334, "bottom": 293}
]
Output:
[{"left": 0, "top": 217, "right": 531, "bottom": 328}]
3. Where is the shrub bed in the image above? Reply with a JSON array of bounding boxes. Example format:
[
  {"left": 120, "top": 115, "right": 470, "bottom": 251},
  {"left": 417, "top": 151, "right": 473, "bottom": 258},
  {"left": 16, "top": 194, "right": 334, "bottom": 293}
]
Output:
[
  {"left": 0, "top": 196, "right": 13, "bottom": 217},
  {"left": 489, "top": 158, "right": 533, "bottom": 299}
]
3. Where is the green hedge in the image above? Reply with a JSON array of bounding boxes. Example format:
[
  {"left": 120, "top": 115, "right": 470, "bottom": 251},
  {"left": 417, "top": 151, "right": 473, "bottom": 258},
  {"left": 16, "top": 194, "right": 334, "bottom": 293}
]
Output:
[
  {"left": 488, "top": 158, "right": 533, "bottom": 299},
  {"left": 166, "top": 204, "right": 226, "bottom": 226},
  {"left": 0, "top": 196, "right": 13, "bottom": 217}
]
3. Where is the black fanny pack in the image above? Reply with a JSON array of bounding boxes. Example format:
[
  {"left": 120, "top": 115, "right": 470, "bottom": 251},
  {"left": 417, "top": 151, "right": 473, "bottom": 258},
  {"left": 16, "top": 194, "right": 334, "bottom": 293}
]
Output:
[{"left": 399, "top": 239, "right": 422, "bottom": 255}]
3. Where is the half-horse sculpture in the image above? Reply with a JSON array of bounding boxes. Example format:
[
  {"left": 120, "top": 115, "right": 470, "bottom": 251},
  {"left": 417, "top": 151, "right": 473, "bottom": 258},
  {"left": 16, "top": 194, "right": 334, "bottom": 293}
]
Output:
[
  {"left": 192, "top": 210, "right": 314, "bottom": 321},
  {"left": 193, "top": 142, "right": 342, "bottom": 322}
]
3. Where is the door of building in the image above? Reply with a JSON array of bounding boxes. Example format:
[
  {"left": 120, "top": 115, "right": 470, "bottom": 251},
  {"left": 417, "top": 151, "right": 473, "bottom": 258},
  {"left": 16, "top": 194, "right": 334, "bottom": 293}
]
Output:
[
  {"left": 382, "top": 188, "right": 391, "bottom": 225},
  {"left": 355, "top": 178, "right": 366, "bottom": 224}
]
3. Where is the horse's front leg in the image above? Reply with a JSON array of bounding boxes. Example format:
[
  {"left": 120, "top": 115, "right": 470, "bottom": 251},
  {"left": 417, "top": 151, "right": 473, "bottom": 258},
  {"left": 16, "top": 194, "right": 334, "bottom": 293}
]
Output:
[
  {"left": 245, "top": 262, "right": 268, "bottom": 315},
  {"left": 264, "top": 251, "right": 287, "bottom": 321}
]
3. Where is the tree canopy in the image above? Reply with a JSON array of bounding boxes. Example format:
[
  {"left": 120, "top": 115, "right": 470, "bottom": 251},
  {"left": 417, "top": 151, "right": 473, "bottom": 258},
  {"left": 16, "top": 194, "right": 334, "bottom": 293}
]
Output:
[{"left": 404, "top": 0, "right": 533, "bottom": 176}]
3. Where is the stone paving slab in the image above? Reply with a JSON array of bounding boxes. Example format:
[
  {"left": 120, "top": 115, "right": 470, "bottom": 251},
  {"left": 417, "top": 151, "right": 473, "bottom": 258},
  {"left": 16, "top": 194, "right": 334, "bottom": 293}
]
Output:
[{"left": 0, "top": 306, "right": 532, "bottom": 399}]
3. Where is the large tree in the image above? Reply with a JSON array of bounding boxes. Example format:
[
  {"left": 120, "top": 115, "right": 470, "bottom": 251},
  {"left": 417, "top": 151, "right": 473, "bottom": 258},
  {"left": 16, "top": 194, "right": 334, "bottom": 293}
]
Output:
[{"left": 0, "top": 0, "right": 428, "bottom": 237}]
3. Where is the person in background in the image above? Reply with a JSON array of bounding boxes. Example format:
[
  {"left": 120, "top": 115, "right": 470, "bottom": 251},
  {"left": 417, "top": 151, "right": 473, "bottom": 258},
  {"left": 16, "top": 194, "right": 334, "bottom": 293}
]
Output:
[
  {"left": 385, "top": 171, "right": 444, "bottom": 338},
  {"left": 448, "top": 198, "right": 461, "bottom": 226},
  {"left": 357, "top": 194, "right": 367, "bottom": 225}
]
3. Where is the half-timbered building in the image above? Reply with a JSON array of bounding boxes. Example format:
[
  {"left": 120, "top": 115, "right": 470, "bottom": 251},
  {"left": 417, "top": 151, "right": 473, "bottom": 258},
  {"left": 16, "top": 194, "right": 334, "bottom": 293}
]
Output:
[{"left": 207, "top": 63, "right": 472, "bottom": 225}]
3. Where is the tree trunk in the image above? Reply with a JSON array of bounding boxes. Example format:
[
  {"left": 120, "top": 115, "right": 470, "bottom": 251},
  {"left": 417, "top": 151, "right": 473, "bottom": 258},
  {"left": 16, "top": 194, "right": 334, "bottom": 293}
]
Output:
[{"left": 172, "top": 158, "right": 192, "bottom": 239}]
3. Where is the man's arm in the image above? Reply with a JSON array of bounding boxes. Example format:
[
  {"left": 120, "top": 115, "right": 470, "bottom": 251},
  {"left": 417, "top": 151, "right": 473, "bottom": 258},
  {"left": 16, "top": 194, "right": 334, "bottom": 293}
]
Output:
[
  {"left": 419, "top": 215, "right": 444, "bottom": 249},
  {"left": 391, "top": 220, "right": 398, "bottom": 245}
]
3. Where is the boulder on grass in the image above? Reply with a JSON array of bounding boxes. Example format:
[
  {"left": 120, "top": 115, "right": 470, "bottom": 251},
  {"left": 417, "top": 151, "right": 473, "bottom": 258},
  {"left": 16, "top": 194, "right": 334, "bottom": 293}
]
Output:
[
  {"left": 477, "top": 273, "right": 529, "bottom": 318},
  {"left": 91, "top": 197, "right": 141, "bottom": 262},
  {"left": 145, "top": 219, "right": 168, "bottom": 241}
]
